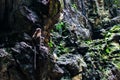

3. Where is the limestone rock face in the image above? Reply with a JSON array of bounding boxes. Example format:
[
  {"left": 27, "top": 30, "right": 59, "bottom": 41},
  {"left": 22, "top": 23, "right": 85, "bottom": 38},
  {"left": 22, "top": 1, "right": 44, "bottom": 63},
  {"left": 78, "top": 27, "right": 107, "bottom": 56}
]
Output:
[
  {"left": 0, "top": 35, "right": 63, "bottom": 80},
  {"left": 0, "top": 0, "right": 61, "bottom": 80},
  {"left": 0, "top": 0, "right": 60, "bottom": 43}
]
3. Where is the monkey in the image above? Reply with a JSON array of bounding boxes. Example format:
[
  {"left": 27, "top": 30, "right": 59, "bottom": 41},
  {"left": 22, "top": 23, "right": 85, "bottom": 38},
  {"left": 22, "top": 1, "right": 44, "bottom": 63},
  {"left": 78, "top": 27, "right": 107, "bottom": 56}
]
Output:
[
  {"left": 32, "top": 28, "right": 45, "bottom": 46},
  {"left": 32, "top": 28, "right": 41, "bottom": 70},
  {"left": 32, "top": 28, "right": 41, "bottom": 39},
  {"left": 32, "top": 28, "right": 49, "bottom": 70}
]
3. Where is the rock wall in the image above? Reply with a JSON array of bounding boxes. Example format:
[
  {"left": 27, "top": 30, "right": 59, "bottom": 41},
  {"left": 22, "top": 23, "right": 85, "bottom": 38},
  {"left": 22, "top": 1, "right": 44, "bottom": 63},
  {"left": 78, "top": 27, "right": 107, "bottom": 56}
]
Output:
[
  {"left": 0, "top": 0, "right": 60, "bottom": 45},
  {"left": 0, "top": 0, "right": 61, "bottom": 80}
]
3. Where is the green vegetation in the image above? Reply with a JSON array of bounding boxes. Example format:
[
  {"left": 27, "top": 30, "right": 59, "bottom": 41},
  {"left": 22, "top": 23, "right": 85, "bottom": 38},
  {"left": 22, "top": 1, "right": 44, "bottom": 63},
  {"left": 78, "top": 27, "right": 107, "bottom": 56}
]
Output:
[
  {"left": 114, "top": 0, "right": 120, "bottom": 8},
  {"left": 71, "top": 4, "right": 77, "bottom": 10},
  {"left": 49, "top": 0, "right": 120, "bottom": 79},
  {"left": 50, "top": 21, "right": 120, "bottom": 79},
  {"left": 55, "top": 21, "right": 64, "bottom": 31}
]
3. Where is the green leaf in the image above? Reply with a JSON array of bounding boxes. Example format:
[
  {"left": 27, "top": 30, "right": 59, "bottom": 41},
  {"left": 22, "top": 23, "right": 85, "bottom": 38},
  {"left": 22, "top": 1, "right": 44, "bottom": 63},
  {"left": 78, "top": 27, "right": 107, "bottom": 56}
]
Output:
[
  {"left": 106, "top": 48, "right": 110, "bottom": 54},
  {"left": 72, "top": 4, "right": 77, "bottom": 10},
  {"left": 56, "top": 22, "right": 64, "bottom": 30},
  {"left": 48, "top": 40, "right": 53, "bottom": 47}
]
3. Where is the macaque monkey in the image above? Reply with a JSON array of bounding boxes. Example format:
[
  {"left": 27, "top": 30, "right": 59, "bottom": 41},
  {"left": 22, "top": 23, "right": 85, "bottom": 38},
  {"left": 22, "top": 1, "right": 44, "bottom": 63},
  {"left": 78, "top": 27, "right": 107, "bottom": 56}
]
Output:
[
  {"left": 32, "top": 28, "right": 41, "bottom": 70},
  {"left": 32, "top": 28, "right": 41, "bottom": 40},
  {"left": 32, "top": 28, "right": 49, "bottom": 69}
]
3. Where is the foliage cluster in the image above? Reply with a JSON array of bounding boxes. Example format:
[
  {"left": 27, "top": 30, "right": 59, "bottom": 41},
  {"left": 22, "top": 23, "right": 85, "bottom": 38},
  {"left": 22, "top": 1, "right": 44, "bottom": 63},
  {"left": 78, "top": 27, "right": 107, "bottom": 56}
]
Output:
[
  {"left": 49, "top": 21, "right": 120, "bottom": 79},
  {"left": 114, "top": 0, "right": 120, "bottom": 8}
]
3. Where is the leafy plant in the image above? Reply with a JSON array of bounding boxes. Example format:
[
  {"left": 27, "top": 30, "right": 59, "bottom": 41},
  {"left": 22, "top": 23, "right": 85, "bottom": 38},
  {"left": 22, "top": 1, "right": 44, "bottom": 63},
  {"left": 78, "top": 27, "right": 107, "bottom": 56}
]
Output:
[
  {"left": 51, "top": 17, "right": 120, "bottom": 79},
  {"left": 48, "top": 39, "right": 54, "bottom": 48},
  {"left": 110, "top": 24, "right": 120, "bottom": 33},
  {"left": 105, "top": 48, "right": 110, "bottom": 54},
  {"left": 71, "top": 4, "right": 77, "bottom": 10},
  {"left": 114, "top": 0, "right": 120, "bottom": 8},
  {"left": 55, "top": 21, "right": 64, "bottom": 30}
]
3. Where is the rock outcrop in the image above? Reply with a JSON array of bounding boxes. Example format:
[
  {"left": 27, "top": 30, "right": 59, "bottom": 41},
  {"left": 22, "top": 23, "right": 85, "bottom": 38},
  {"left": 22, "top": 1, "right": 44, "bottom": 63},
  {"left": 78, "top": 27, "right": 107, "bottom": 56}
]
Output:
[
  {"left": 0, "top": 0, "right": 61, "bottom": 80},
  {"left": 0, "top": 0, "right": 60, "bottom": 45}
]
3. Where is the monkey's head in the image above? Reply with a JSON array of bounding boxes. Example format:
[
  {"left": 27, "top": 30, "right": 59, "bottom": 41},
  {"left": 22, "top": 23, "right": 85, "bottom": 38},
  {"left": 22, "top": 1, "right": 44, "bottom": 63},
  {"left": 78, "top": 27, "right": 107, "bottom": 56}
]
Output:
[{"left": 32, "top": 28, "right": 41, "bottom": 39}]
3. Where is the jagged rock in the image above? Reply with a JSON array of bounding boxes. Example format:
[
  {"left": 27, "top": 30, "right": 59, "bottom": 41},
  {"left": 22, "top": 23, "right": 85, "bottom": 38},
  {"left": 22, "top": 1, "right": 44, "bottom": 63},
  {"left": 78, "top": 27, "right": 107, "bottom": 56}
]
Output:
[
  {"left": 0, "top": 27, "right": 64, "bottom": 80},
  {"left": 111, "top": 16, "right": 120, "bottom": 24},
  {"left": 50, "top": 64, "right": 64, "bottom": 80},
  {"left": 0, "top": 0, "right": 61, "bottom": 78},
  {"left": 72, "top": 74, "right": 82, "bottom": 80},
  {"left": 0, "top": 0, "right": 60, "bottom": 45},
  {"left": 62, "top": 0, "right": 92, "bottom": 39},
  {"left": 57, "top": 54, "right": 83, "bottom": 78},
  {"left": 0, "top": 49, "right": 9, "bottom": 57},
  {"left": 0, "top": 49, "right": 12, "bottom": 80},
  {"left": 108, "top": 68, "right": 120, "bottom": 80},
  {"left": 0, "top": 41, "right": 64, "bottom": 80}
]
